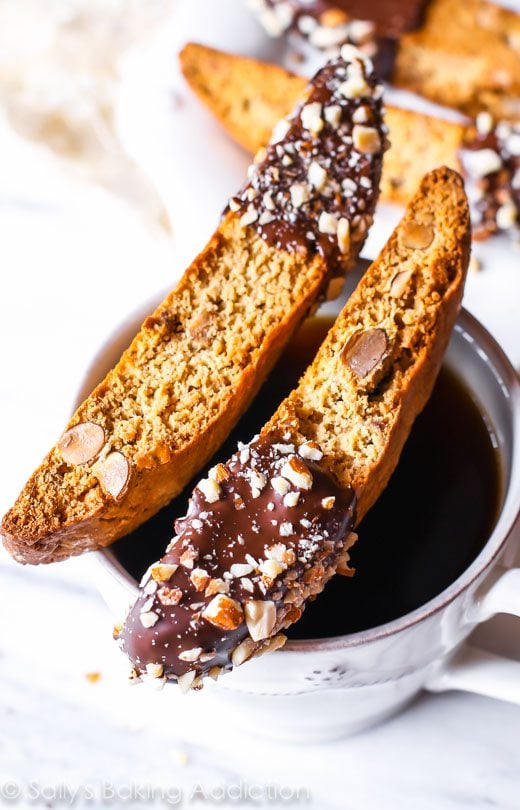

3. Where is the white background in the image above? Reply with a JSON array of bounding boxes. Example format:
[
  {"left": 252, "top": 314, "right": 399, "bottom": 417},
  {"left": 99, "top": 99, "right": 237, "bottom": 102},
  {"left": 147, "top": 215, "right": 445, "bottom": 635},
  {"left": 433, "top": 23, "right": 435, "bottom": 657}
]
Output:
[{"left": 0, "top": 1, "right": 519, "bottom": 808}]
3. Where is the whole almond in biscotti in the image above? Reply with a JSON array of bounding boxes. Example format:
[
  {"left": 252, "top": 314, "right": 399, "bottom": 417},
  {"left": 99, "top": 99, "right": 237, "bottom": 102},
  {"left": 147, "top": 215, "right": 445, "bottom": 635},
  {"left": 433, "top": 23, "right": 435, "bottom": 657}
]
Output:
[
  {"left": 340, "top": 328, "right": 389, "bottom": 378},
  {"left": 57, "top": 422, "right": 106, "bottom": 465},
  {"left": 92, "top": 452, "right": 129, "bottom": 499},
  {"left": 2, "top": 50, "right": 387, "bottom": 565},
  {"left": 118, "top": 167, "right": 470, "bottom": 691}
]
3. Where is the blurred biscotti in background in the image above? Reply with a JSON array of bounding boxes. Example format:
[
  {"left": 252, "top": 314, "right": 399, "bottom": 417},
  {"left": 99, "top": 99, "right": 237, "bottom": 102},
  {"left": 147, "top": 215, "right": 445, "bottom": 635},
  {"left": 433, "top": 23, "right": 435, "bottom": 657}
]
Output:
[
  {"left": 247, "top": 0, "right": 520, "bottom": 119},
  {"left": 181, "top": 42, "right": 520, "bottom": 242}
]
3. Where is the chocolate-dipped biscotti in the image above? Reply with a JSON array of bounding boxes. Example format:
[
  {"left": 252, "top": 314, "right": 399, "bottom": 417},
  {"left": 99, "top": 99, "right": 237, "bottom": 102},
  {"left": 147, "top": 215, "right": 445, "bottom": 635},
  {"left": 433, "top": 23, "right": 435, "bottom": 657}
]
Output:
[
  {"left": 1, "top": 52, "right": 386, "bottom": 566},
  {"left": 180, "top": 43, "right": 520, "bottom": 241},
  {"left": 118, "top": 166, "right": 471, "bottom": 691},
  {"left": 247, "top": 0, "right": 520, "bottom": 119}
]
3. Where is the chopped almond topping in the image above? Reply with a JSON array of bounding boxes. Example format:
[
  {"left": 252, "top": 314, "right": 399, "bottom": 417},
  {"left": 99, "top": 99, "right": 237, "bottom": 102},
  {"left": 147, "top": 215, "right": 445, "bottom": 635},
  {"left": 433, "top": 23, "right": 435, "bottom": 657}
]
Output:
[
  {"left": 205, "top": 577, "right": 230, "bottom": 597},
  {"left": 197, "top": 477, "right": 221, "bottom": 503},
  {"left": 139, "top": 611, "right": 159, "bottom": 628},
  {"left": 179, "top": 647, "right": 202, "bottom": 663},
  {"left": 281, "top": 456, "right": 313, "bottom": 490},
  {"left": 157, "top": 586, "right": 183, "bottom": 606},
  {"left": 190, "top": 568, "right": 210, "bottom": 592},
  {"left": 244, "top": 600, "right": 277, "bottom": 641},
  {"left": 202, "top": 595, "right": 244, "bottom": 630},
  {"left": 259, "top": 559, "right": 284, "bottom": 580},
  {"left": 208, "top": 463, "right": 230, "bottom": 483},
  {"left": 180, "top": 547, "right": 199, "bottom": 569},
  {"left": 298, "top": 440, "right": 323, "bottom": 461},
  {"left": 151, "top": 563, "right": 178, "bottom": 582}
]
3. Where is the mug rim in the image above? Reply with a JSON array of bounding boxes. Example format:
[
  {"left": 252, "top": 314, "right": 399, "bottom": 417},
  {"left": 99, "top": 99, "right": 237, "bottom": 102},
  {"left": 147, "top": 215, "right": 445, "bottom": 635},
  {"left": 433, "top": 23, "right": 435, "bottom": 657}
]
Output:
[{"left": 92, "top": 306, "right": 520, "bottom": 653}]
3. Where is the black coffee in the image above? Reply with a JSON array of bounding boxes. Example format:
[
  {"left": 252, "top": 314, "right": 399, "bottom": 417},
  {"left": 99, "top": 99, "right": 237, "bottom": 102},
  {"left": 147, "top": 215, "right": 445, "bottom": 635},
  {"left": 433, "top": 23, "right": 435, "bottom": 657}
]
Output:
[{"left": 113, "top": 317, "right": 501, "bottom": 638}]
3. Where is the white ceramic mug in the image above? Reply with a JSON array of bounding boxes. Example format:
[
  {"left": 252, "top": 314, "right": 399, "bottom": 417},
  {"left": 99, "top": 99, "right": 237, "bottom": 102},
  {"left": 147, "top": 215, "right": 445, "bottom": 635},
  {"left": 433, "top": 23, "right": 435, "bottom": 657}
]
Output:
[{"left": 81, "top": 295, "right": 520, "bottom": 742}]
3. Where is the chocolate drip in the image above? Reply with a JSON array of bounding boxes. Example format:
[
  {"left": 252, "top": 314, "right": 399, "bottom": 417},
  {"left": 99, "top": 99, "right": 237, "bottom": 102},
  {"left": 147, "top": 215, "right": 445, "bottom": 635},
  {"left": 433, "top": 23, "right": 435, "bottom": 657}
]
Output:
[
  {"left": 249, "top": 0, "right": 429, "bottom": 79},
  {"left": 459, "top": 116, "right": 520, "bottom": 240},
  {"left": 230, "top": 52, "right": 386, "bottom": 271},
  {"left": 119, "top": 431, "right": 356, "bottom": 685}
]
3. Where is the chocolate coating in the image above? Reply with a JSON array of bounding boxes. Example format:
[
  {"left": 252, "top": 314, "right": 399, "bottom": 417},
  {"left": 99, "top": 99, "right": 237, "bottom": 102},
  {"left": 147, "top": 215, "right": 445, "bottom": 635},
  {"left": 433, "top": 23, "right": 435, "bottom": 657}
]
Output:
[
  {"left": 231, "top": 53, "right": 386, "bottom": 270},
  {"left": 459, "top": 118, "right": 520, "bottom": 241},
  {"left": 119, "top": 431, "right": 356, "bottom": 682}
]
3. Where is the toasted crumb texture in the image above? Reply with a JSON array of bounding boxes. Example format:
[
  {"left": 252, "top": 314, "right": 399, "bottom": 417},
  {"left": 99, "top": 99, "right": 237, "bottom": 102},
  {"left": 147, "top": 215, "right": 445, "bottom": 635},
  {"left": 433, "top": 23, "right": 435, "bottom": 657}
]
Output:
[
  {"left": 2, "top": 216, "right": 329, "bottom": 563},
  {"left": 180, "top": 43, "right": 465, "bottom": 206},
  {"left": 395, "top": 0, "right": 520, "bottom": 119},
  {"left": 267, "top": 166, "right": 471, "bottom": 521}
]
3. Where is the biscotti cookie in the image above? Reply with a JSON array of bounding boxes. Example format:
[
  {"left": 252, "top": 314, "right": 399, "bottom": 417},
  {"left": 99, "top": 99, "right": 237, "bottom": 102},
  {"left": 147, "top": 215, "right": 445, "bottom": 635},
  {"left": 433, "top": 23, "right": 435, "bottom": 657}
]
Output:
[
  {"left": 181, "top": 43, "right": 520, "bottom": 240},
  {"left": 247, "top": 0, "right": 520, "bottom": 119},
  {"left": 1, "top": 52, "right": 386, "bottom": 566},
  {"left": 118, "top": 166, "right": 470, "bottom": 691}
]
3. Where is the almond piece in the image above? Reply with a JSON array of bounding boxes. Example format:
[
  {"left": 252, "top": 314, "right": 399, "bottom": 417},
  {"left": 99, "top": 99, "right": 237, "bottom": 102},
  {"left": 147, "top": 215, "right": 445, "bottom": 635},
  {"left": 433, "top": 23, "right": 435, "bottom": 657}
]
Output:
[
  {"left": 389, "top": 269, "right": 414, "bottom": 298},
  {"left": 271, "top": 476, "right": 290, "bottom": 495},
  {"left": 229, "top": 563, "right": 254, "bottom": 578},
  {"left": 340, "top": 328, "right": 388, "bottom": 378},
  {"left": 318, "top": 211, "right": 338, "bottom": 234},
  {"left": 188, "top": 310, "right": 213, "bottom": 345},
  {"left": 190, "top": 568, "right": 210, "bottom": 592},
  {"left": 338, "top": 76, "right": 370, "bottom": 99},
  {"left": 300, "top": 102, "right": 323, "bottom": 136},
  {"left": 177, "top": 671, "right": 197, "bottom": 694},
  {"left": 205, "top": 578, "right": 230, "bottom": 597},
  {"left": 208, "top": 666, "right": 222, "bottom": 681},
  {"left": 197, "top": 477, "right": 221, "bottom": 503},
  {"left": 281, "top": 456, "right": 313, "bottom": 490},
  {"left": 265, "top": 543, "right": 296, "bottom": 567},
  {"left": 352, "top": 125, "right": 381, "bottom": 154},
  {"left": 145, "top": 663, "right": 164, "bottom": 679},
  {"left": 231, "top": 638, "right": 257, "bottom": 667},
  {"left": 401, "top": 221, "right": 435, "bottom": 250},
  {"left": 139, "top": 611, "right": 159, "bottom": 628},
  {"left": 283, "top": 491, "right": 300, "bottom": 508},
  {"left": 270, "top": 118, "right": 291, "bottom": 144},
  {"left": 298, "top": 440, "right": 323, "bottom": 461},
  {"left": 322, "top": 496, "right": 336, "bottom": 510},
  {"left": 253, "top": 633, "right": 287, "bottom": 657},
  {"left": 320, "top": 7, "right": 349, "bottom": 26},
  {"left": 151, "top": 563, "right": 178, "bottom": 582},
  {"left": 208, "top": 463, "right": 229, "bottom": 483},
  {"left": 337, "top": 217, "right": 351, "bottom": 254},
  {"left": 349, "top": 20, "right": 376, "bottom": 44},
  {"left": 180, "top": 547, "right": 198, "bottom": 569},
  {"left": 244, "top": 600, "right": 277, "bottom": 641},
  {"left": 92, "top": 451, "right": 129, "bottom": 499},
  {"left": 157, "top": 586, "right": 182, "bottom": 606},
  {"left": 202, "top": 595, "right": 244, "bottom": 630},
  {"left": 179, "top": 647, "right": 203, "bottom": 663},
  {"left": 57, "top": 422, "right": 105, "bottom": 465},
  {"left": 259, "top": 559, "right": 284, "bottom": 580}
]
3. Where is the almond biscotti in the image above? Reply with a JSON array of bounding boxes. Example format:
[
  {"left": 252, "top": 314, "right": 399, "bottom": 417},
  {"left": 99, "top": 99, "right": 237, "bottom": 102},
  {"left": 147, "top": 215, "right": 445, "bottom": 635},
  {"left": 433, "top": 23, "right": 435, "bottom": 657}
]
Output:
[
  {"left": 180, "top": 43, "right": 520, "bottom": 241},
  {"left": 1, "top": 52, "right": 386, "bottom": 566},
  {"left": 118, "top": 166, "right": 470, "bottom": 690},
  {"left": 248, "top": 0, "right": 520, "bottom": 119},
  {"left": 180, "top": 42, "right": 464, "bottom": 206}
]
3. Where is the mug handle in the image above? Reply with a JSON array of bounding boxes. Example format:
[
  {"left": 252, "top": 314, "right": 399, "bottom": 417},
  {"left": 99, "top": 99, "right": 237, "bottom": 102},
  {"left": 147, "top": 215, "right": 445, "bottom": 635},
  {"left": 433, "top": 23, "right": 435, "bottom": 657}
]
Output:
[{"left": 426, "top": 565, "right": 520, "bottom": 704}]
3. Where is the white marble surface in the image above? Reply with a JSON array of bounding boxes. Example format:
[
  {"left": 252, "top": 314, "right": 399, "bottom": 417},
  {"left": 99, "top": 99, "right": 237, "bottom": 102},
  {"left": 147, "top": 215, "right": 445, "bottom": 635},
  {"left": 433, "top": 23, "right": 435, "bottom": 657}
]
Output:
[{"left": 0, "top": 1, "right": 520, "bottom": 808}]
